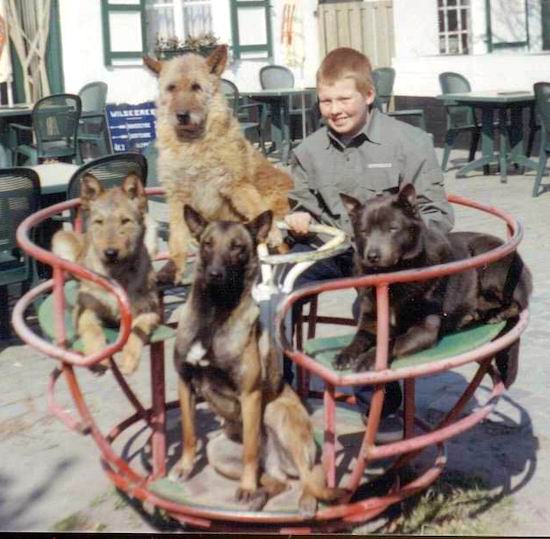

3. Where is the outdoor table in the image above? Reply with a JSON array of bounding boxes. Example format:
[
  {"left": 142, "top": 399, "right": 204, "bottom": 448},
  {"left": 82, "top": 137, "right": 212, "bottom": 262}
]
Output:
[
  {"left": 239, "top": 87, "right": 316, "bottom": 164},
  {"left": 436, "top": 91, "right": 537, "bottom": 183},
  {"left": 31, "top": 162, "right": 79, "bottom": 276},
  {"left": 0, "top": 103, "right": 33, "bottom": 167}
]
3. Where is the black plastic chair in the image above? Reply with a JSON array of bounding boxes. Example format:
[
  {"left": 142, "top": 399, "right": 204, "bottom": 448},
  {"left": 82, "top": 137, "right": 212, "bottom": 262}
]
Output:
[
  {"left": 531, "top": 82, "right": 550, "bottom": 197},
  {"left": 372, "top": 67, "right": 426, "bottom": 131},
  {"left": 438, "top": 72, "right": 481, "bottom": 171},
  {"left": 77, "top": 81, "right": 111, "bottom": 161},
  {"left": 63, "top": 152, "right": 147, "bottom": 225},
  {"left": 221, "top": 78, "right": 266, "bottom": 153},
  {"left": 10, "top": 94, "right": 82, "bottom": 165},
  {"left": 259, "top": 65, "right": 317, "bottom": 140},
  {"left": 0, "top": 168, "right": 41, "bottom": 338}
]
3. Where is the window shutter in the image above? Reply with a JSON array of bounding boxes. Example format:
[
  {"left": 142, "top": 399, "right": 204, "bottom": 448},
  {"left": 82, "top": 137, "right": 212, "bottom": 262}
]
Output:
[
  {"left": 101, "top": 0, "right": 147, "bottom": 66},
  {"left": 230, "top": 0, "right": 273, "bottom": 59}
]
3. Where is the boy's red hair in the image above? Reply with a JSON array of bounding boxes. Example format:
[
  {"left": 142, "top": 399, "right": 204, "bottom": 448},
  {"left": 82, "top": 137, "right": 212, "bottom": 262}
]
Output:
[{"left": 316, "top": 47, "right": 374, "bottom": 96}]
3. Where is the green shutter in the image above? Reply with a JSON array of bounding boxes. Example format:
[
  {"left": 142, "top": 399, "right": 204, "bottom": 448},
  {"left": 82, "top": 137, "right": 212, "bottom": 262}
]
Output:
[
  {"left": 101, "top": 0, "right": 146, "bottom": 66},
  {"left": 542, "top": 0, "right": 550, "bottom": 50},
  {"left": 485, "top": 0, "right": 530, "bottom": 52},
  {"left": 230, "top": 0, "right": 273, "bottom": 59}
]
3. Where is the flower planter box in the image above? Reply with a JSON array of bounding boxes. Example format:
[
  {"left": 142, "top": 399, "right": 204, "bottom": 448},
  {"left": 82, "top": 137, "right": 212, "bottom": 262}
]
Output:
[{"left": 155, "top": 45, "right": 217, "bottom": 60}]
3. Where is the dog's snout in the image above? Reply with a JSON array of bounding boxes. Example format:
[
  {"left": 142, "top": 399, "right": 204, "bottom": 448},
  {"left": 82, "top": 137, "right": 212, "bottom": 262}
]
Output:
[
  {"left": 366, "top": 249, "right": 380, "bottom": 264},
  {"left": 176, "top": 112, "right": 191, "bottom": 126},
  {"left": 207, "top": 267, "right": 224, "bottom": 282},
  {"left": 104, "top": 248, "right": 119, "bottom": 262}
]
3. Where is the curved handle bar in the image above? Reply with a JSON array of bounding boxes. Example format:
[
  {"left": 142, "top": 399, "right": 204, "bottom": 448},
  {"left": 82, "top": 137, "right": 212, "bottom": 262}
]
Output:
[{"left": 260, "top": 222, "right": 348, "bottom": 266}]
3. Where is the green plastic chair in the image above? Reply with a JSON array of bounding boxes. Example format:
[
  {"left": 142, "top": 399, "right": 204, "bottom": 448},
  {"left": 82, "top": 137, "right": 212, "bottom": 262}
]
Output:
[
  {"left": 221, "top": 78, "right": 267, "bottom": 153},
  {"left": 62, "top": 152, "right": 148, "bottom": 225},
  {"left": 259, "top": 65, "right": 318, "bottom": 140},
  {"left": 439, "top": 72, "right": 481, "bottom": 171},
  {"left": 372, "top": 67, "right": 426, "bottom": 131},
  {"left": 10, "top": 94, "right": 82, "bottom": 165},
  {"left": 0, "top": 168, "right": 41, "bottom": 338},
  {"left": 77, "top": 81, "right": 111, "bottom": 161},
  {"left": 531, "top": 82, "right": 550, "bottom": 197},
  {"left": 372, "top": 67, "right": 396, "bottom": 112}
]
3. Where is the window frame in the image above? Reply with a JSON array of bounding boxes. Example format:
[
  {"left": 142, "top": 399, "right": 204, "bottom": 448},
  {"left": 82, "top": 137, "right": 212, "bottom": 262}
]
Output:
[
  {"left": 101, "top": 0, "right": 147, "bottom": 66},
  {"left": 437, "top": 0, "right": 471, "bottom": 56},
  {"left": 230, "top": 0, "right": 273, "bottom": 60},
  {"left": 484, "top": 0, "right": 530, "bottom": 53}
]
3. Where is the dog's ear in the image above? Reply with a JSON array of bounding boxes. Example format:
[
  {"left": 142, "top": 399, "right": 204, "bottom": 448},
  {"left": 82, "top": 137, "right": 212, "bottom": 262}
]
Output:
[
  {"left": 205, "top": 45, "right": 228, "bottom": 76},
  {"left": 339, "top": 193, "right": 363, "bottom": 219},
  {"left": 396, "top": 183, "right": 418, "bottom": 215},
  {"left": 143, "top": 55, "right": 162, "bottom": 76},
  {"left": 122, "top": 173, "right": 148, "bottom": 212},
  {"left": 184, "top": 205, "right": 208, "bottom": 240},
  {"left": 247, "top": 210, "right": 273, "bottom": 244},
  {"left": 80, "top": 174, "right": 104, "bottom": 210}
]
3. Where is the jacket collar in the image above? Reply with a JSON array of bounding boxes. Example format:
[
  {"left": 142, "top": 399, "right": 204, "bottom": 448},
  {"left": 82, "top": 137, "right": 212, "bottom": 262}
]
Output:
[{"left": 325, "top": 107, "right": 383, "bottom": 149}]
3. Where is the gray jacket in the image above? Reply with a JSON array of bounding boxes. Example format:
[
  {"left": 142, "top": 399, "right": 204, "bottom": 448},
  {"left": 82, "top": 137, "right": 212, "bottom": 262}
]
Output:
[{"left": 289, "top": 109, "right": 454, "bottom": 237}]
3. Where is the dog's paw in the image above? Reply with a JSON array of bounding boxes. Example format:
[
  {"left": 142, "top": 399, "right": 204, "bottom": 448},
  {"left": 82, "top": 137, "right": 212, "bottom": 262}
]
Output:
[
  {"left": 156, "top": 260, "right": 178, "bottom": 285},
  {"left": 298, "top": 492, "right": 317, "bottom": 518},
  {"left": 168, "top": 461, "right": 194, "bottom": 482},
  {"left": 119, "top": 353, "right": 139, "bottom": 375},
  {"left": 353, "top": 348, "right": 376, "bottom": 372},
  {"left": 235, "top": 487, "right": 268, "bottom": 512},
  {"left": 332, "top": 349, "right": 355, "bottom": 371},
  {"left": 266, "top": 224, "right": 283, "bottom": 248}
]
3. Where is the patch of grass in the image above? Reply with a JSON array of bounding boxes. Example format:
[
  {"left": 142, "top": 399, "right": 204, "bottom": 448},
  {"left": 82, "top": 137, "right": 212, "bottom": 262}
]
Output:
[
  {"left": 89, "top": 491, "right": 109, "bottom": 508},
  {"left": 388, "top": 469, "right": 514, "bottom": 535},
  {"left": 52, "top": 511, "right": 91, "bottom": 532}
]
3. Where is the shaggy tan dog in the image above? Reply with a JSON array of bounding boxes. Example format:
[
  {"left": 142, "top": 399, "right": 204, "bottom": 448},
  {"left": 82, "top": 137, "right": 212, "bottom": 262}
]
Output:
[{"left": 144, "top": 46, "right": 293, "bottom": 284}]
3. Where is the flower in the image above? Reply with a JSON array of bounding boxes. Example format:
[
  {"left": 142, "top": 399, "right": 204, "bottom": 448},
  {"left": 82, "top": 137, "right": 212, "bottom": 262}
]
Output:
[{"left": 155, "top": 32, "right": 219, "bottom": 53}]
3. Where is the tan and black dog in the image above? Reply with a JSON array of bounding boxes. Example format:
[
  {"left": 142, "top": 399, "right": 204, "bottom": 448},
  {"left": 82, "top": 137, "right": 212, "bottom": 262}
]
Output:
[
  {"left": 52, "top": 174, "right": 160, "bottom": 374},
  {"left": 143, "top": 45, "right": 293, "bottom": 285},
  {"left": 171, "top": 206, "right": 345, "bottom": 515},
  {"left": 333, "top": 183, "right": 532, "bottom": 388}
]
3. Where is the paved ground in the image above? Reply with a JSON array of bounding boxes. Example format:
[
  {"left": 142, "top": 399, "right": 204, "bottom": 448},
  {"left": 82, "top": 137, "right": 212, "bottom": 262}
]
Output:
[{"left": 1, "top": 148, "right": 550, "bottom": 533}]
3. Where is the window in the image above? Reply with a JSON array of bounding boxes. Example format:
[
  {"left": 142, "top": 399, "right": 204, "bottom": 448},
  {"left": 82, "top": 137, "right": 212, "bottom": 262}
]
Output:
[
  {"left": 145, "top": 0, "right": 212, "bottom": 48},
  {"left": 438, "top": 0, "right": 470, "bottom": 55}
]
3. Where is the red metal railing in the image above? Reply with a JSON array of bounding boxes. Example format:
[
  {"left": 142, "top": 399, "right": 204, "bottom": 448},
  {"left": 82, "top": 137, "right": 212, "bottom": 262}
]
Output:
[{"left": 11, "top": 190, "right": 529, "bottom": 531}]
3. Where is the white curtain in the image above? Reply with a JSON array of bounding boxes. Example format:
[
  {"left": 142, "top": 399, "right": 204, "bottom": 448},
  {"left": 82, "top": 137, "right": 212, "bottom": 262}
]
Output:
[{"left": 0, "top": 0, "right": 12, "bottom": 86}]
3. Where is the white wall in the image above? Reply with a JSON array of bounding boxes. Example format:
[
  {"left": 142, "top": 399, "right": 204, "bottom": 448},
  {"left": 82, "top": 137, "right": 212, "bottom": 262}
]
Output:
[
  {"left": 392, "top": 0, "right": 550, "bottom": 97},
  {"left": 58, "top": 0, "right": 157, "bottom": 103},
  {"left": 58, "top": 0, "right": 320, "bottom": 105}
]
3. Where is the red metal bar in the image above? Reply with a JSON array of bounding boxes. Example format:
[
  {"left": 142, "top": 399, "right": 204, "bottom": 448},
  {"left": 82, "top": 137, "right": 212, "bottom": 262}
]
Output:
[
  {"left": 323, "top": 384, "right": 336, "bottom": 487},
  {"left": 150, "top": 341, "right": 167, "bottom": 479}
]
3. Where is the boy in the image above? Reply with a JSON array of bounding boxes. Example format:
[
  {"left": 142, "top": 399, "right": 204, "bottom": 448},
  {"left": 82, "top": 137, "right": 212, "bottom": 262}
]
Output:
[{"left": 284, "top": 47, "right": 454, "bottom": 432}]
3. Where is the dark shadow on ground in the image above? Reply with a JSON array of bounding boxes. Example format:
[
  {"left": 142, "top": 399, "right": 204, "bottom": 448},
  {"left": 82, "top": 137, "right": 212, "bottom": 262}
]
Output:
[{"left": 0, "top": 459, "right": 74, "bottom": 530}]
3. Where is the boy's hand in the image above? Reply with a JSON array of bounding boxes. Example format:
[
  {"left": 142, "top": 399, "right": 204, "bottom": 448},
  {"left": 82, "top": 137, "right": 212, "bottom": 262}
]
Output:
[{"left": 285, "top": 212, "right": 312, "bottom": 236}]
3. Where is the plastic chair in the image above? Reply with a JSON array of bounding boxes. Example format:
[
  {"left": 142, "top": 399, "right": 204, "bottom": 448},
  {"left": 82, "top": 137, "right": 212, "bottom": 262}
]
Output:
[
  {"left": 221, "top": 78, "right": 266, "bottom": 153},
  {"left": 372, "top": 67, "right": 396, "bottom": 112},
  {"left": 62, "top": 152, "right": 147, "bottom": 226},
  {"left": 531, "top": 82, "right": 550, "bottom": 197},
  {"left": 10, "top": 94, "right": 82, "bottom": 165},
  {"left": 77, "top": 81, "right": 111, "bottom": 161},
  {"left": 372, "top": 67, "right": 427, "bottom": 131},
  {"left": 259, "top": 64, "right": 317, "bottom": 140},
  {"left": 0, "top": 167, "right": 40, "bottom": 338},
  {"left": 438, "top": 72, "right": 481, "bottom": 171}
]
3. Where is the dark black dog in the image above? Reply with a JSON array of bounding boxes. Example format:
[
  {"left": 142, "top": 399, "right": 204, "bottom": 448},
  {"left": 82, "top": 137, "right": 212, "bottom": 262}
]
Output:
[{"left": 332, "top": 183, "right": 532, "bottom": 387}]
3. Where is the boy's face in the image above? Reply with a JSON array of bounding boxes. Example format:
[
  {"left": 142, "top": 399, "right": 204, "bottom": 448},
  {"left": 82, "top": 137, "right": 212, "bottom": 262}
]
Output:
[{"left": 318, "top": 78, "right": 375, "bottom": 138}]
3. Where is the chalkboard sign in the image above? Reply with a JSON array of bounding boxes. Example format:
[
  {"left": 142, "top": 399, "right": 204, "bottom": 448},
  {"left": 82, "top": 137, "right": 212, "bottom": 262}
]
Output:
[{"left": 106, "top": 101, "right": 157, "bottom": 153}]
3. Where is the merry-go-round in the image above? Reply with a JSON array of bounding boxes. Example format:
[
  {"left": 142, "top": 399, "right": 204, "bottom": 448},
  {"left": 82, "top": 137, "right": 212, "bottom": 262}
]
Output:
[{"left": 12, "top": 187, "right": 529, "bottom": 533}]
